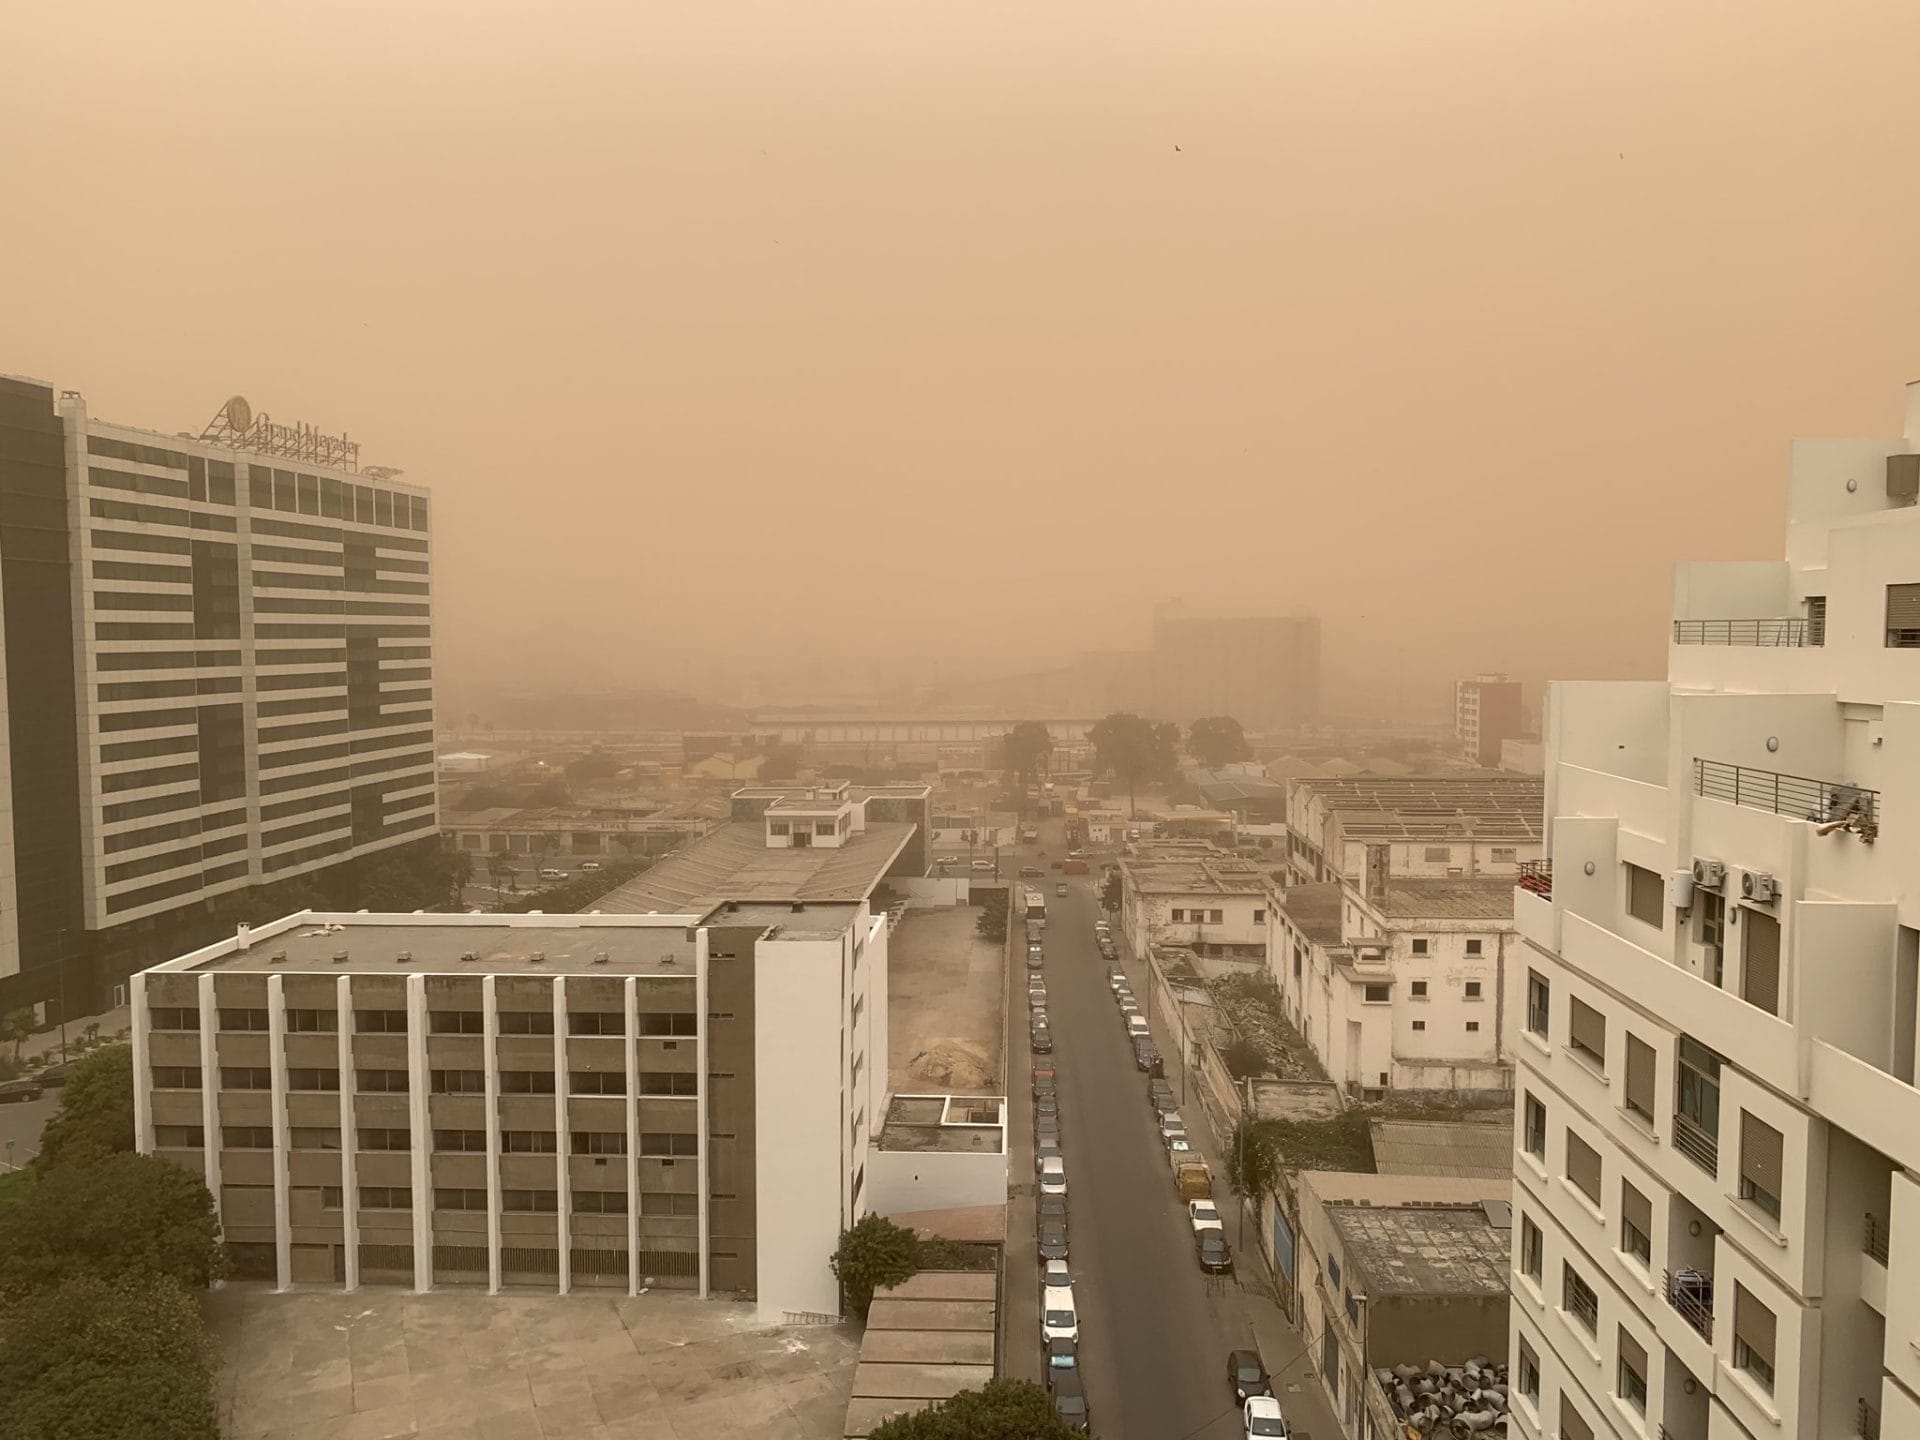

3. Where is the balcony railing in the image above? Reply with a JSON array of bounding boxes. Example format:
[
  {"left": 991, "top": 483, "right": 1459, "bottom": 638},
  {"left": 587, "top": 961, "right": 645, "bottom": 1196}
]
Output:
[
  {"left": 1516, "top": 859, "right": 1552, "bottom": 898},
  {"left": 1672, "top": 1111, "right": 1719, "bottom": 1174},
  {"left": 1858, "top": 1398, "right": 1882, "bottom": 1440},
  {"left": 1664, "top": 1268, "right": 1714, "bottom": 1342},
  {"left": 1693, "top": 758, "right": 1880, "bottom": 834},
  {"left": 1865, "top": 1212, "right": 1891, "bottom": 1265},
  {"left": 1673, "top": 618, "right": 1812, "bottom": 647}
]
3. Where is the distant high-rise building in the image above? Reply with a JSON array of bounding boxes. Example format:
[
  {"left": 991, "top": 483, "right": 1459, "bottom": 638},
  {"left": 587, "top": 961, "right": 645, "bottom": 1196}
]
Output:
[
  {"left": 1149, "top": 600, "right": 1319, "bottom": 730},
  {"left": 0, "top": 376, "right": 436, "bottom": 1017},
  {"left": 1456, "top": 672, "right": 1525, "bottom": 767}
]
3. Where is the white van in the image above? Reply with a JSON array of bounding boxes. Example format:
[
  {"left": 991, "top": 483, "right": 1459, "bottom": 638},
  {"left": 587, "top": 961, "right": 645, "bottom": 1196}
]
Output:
[
  {"left": 1126, "top": 1015, "right": 1149, "bottom": 1041},
  {"left": 1041, "top": 1284, "right": 1079, "bottom": 1346},
  {"left": 538, "top": 867, "right": 567, "bottom": 880}
]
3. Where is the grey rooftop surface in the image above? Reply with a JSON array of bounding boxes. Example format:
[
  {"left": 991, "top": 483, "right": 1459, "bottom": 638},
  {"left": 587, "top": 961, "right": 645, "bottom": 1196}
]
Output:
[
  {"left": 878, "top": 1095, "right": 1006, "bottom": 1153},
  {"left": 1369, "top": 1118, "right": 1515, "bottom": 1180},
  {"left": 596, "top": 821, "right": 914, "bottom": 914},
  {"left": 845, "top": 1273, "right": 997, "bottom": 1439},
  {"left": 1121, "top": 850, "right": 1270, "bottom": 896},
  {"left": 1278, "top": 882, "right": 1345, "bottom": 945},
  {"left": 182, "top": 918, "right": 695, "bottom": 976},
  {"left": 707, "top": 900, "right": 866, "bottom": 942},
  {"left": 1329, "top": 1204, "right": 1511, "bottom": 1298},
  {"left": 1299, "top": 774, "right": 1546, "bottom": 840},
  {"left": 1377, "top": 878, "right": 1517, "bottom": 921}
]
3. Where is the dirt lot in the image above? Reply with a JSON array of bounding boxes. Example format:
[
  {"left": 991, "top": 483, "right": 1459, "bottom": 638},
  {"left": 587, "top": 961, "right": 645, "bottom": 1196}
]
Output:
[
  {"left": 211, "top": 1287, "right": 859, "bottom": 1440},
  {"left": 887, "top": 904, "right": 1006, "bottom": 1092}
]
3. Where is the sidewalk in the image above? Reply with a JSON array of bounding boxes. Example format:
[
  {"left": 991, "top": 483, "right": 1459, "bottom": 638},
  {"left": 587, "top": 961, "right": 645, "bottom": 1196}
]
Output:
[
  {"left": 1121, "top": 934, "right": 1342, "bottom": 1440},
  {"left": 20, "top": 1005, "right": 130, "bottom": 1063}
]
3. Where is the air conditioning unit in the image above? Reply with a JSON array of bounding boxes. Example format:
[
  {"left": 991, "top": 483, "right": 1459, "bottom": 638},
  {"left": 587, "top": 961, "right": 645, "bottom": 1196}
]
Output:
[
  {"left": 1742, "top": 871, "right": 1780, "bottom": 904},
  {"left": 1692, "top": 858, "right": 1727, "bottom": 888}
]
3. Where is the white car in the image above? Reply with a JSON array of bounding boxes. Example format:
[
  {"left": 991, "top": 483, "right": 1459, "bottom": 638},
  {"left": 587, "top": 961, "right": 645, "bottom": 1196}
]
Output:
[
  {"left": 580, "top": 860, "right": 602, "bottom": 871},
  {"left": 1041, "top": 1284, "right": 1079, "bottom": 1346},
  {"left": 1188, "top": 1200, "right": 1223, "bottom": 1235},
  {"left": 1244, "top": 1395, "right": 1290, "bottom": 1438},
  {"left": 1038, "top": 1156, "right": 1067, "bottom": 1196},
  {"left": 1039, "top": 1257, "right": 1071, "bottom": 1290},
  {"left": 1126, "top": 1016, "right": 1150, "bottom": 1041},
  {"left": 1166, "top": 1138, "right": 1195, "bottom": 1162}
]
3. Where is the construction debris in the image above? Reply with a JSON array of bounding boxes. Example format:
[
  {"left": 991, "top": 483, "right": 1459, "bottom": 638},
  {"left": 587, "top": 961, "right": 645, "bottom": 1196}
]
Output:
[
  {"left": 1377, "top": 1356, "right": 1510, "bottom": 1436},
  {"left": 1202, "top": 973, "right": 1325, "bottom": 1081}
]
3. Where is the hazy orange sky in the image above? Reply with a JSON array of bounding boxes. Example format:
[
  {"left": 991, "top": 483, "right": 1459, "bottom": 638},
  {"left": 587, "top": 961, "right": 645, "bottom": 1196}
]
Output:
[{"left": 7, "top": 1, "right": 1920, "bottom": 715}]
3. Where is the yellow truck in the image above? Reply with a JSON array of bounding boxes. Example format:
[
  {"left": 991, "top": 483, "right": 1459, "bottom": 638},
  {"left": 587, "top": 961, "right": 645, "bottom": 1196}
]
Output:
[{"left": 1174, "top": 1157, "right": 1212, "bottom": 1201}]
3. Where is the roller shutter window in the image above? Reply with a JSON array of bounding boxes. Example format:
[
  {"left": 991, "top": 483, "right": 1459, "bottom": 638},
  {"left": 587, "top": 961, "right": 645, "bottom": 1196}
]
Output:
[
  {"left": 1624, "top": 1033, "right": 1656, "bottom": 1121},
  {"left": 1743, "top": 910, "right": 1781, "bottom": 1015},
  {"left": 1620, "top": 1180, "right": 1653, "bottom": 1265},
  {"left": 1566, "top": 1130, "right": 1602, "bottom": 1204},
  {"left": 1733, "top": 1283, "right": 1777, "bottom": 1391},
  {"left": 1740, "top": 1111, "right": 1785, "bottom": 1218},
  {"left": 1886, "top": 581, "right": 1920, "bottom": 647},
  {"left": 1568, "top": 995, "right": 1606, "bottom": 1068}
]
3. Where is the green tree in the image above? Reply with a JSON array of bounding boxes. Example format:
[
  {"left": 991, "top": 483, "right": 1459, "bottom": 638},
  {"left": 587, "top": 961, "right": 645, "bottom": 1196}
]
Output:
[
  {"left": 0, "top": 1152, "right": 224, "bottom": 1296},
  {"left": 1224, "top": 1117, "right": 1282, "bottom": 1217},
  {"left": 1220, "top": 1035, "right": 1268, "bottom": 1080},
  {"left": 2, "top": 1007, "right": 33, "bottom": 1066},
  {"left": 1089, "top": 712, "right": 1159, "bottom": 818},
  {"left": 1188, "top": 715, "right": 1251, "bottom": 770},
  {"left": 975, "top": 891, "right": 1009, "bottom": 945},
  {"left": 34, "top": 1045, "right": 133, "bottom": 1170},
  {"left": 866, "top": 1380, "right": 1084, "bottom": 1440},
  {"left": 1002, "top": 721, "right": 1054, "bottom": 792},
  {"left": 5, "top": 1356, "right": 220, "bottom": 1440},
  {"left": 830, "top": 1213, "right": 919, "bottom": 1321}
]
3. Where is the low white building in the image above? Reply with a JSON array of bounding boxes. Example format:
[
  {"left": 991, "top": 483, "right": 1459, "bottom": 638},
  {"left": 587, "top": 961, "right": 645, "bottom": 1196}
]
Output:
[
  {"left": 1271, "top": 876, "right": 1516, "bottom": 1097},
  {"left": 1282, "top": 775, "right": 1545, "bottom": 888},
  {"left": 1118, "top": 841, "right": 1270, "bottom": 963}
]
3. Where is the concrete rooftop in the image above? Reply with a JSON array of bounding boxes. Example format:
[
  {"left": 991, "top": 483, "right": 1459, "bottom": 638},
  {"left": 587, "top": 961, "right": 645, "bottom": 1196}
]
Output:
[
  {"left": 595, "top": 821, "right": 913, "bottom": 913},
  {"left": 1377, "top": 878, "right": 1517, "bottom": 921},
  {"left": 172, "top": 916, "right": 697, "bottom": 977}
]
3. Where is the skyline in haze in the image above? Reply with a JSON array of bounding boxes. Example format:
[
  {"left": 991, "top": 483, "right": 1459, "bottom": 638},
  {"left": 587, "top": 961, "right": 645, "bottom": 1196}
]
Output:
[{"left": 8, "top": 1, "right": 1920, "bottom": 718}]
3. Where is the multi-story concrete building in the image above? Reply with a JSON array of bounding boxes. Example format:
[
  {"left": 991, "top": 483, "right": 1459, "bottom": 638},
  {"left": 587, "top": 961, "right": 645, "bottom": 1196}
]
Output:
[
  {"left": 1150, "top": 599, "right": 1320, "bottom": 730},
  {"left": 1118, "top": 841, "right": 1270, "bottom": 963},
  {"left": 1271, "top": 875, "right": 1516, "bottom": 1097},
  {"left": 1456, "top": 673, "right": 1526, "bottom": 767},
  {"left": 1282, "top": 775, "right": 1544, "bottom": 888},
  {"left": 0, "top": 376, "right": 436, "bottom": 1016},
  {"left": 133, "top": 782, "right": 963, "bottom": 1323},
  {"left": 1508, "top": 389, "right": 1920, "bottom": 1440}
]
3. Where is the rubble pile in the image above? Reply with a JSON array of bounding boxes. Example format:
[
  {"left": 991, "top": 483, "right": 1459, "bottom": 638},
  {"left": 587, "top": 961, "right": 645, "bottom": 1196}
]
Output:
[
  {"left": 1202, "top": 974, "right": 1321, "bottom": 1080},
  {"left": 1377, "top": 1356, "right": 1510, "bottom": 1436}
]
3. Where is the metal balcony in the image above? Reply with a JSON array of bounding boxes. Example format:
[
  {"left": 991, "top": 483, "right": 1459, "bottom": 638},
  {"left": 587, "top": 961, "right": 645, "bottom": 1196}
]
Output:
[
  {"left": 1673, "top": 618, "right": 1812, "bottom": 647},
  {"left": 1663, "top": 1268, "right": 1714, "bottom": 1342},
  {"left": 1672, "top": 1111, "right": 1718, "bottom": 1174},
  {"left": 1865, "top": 1212, "right": 1891, "bottom": 1265},
  {"left": 1516, "top": 859, "right": 1552, "bottom": 898},
  {"left": 1693, "top": 758, "right": 1879, "bottom": 835}
]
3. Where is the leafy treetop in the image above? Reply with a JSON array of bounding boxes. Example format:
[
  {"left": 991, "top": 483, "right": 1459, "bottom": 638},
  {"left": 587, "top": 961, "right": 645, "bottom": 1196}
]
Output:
[
  {"left": 35, "top": 1044, "right": 134, "bottom": 1170},
  {"left": 866, "top": 1380, "right": 1086, "bottom": 1440},
  {"left": 1187, "top": 715, "right": 1251, "bottom": 770}
]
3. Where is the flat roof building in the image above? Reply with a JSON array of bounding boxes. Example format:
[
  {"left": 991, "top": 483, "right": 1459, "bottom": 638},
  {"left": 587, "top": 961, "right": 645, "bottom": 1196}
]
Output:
[
  {"left": 132, "top": 782, "right": 989, "bottom": 1324},
  {"left": 1118, "top": 842, "right": 1272, "bottom": 964}
]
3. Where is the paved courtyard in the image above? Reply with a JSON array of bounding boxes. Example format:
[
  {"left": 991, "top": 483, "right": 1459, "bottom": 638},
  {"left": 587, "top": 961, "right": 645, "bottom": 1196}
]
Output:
[{"left": 210, "top": 1287, "right": 861, "bottom": 1440}]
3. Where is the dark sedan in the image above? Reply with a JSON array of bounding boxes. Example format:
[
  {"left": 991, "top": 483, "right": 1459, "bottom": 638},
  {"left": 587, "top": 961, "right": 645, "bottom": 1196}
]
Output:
[
  {"left": 1037, "top": 1220, "right": 1069, "bottom": 1262},
  {"left": 1196, "top": 1231, "right": 1234, "bottom": 1274},
  {"left": 1133, "top": 1040, "right": 1163, "bottom": 1075},
  {"left": 1034, "top": 1094, "right": 1059, "bottom": 1121},
  {"left": 1045, "top": 1336, "right": 1079, "bottom": 1385},
  {"left": 1032, "top": 1073, "right": 1056, "bottom": 1100},
  {"left": 1030, "top": 1027, "right": 1053, "bottom": 1054},
  {"left": 1050, "top": 1370, "right": 1090, "bottom": 1432},
  {"left": 1036, "top": 1194, "right": 1068, "bottom": 1234},
  {"left": 1228, "top": 1348, "right": 1272, "bottom": 1401}
]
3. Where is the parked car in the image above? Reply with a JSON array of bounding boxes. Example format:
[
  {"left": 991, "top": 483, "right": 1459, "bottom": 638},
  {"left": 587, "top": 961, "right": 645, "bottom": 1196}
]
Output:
[
  {"left": 33, "top": 1060, "right": 73, "bottom": 1088},
  {"left": 1045, "top": 1335, "right": 1079, "bottom": 1384},
  {"left": 1028, "top": 989, "right": 1047, "bottom": 1010},
  {"left": 1050, "top": 1370, "right": 1090, "bottom": 1433},
  {"left": 538, "top": 867, "right": 568, "bottom": 880},
  {"left": 970, "top": 859, "right": 993, "bottom": 872},
  {"left": 1055, "top": 882, "right": 1068, "bottom": 896},
  {"left": 1035, "top": 1135, "right": 1063, "bottom": 1172},
  {"left": 1030, "top": 1027, "right": 1053, "bottom": 1054},
  {"left": 1034, "top": 1094, "right": 1059, "bottom": 1121},
  {"left": 0, "top": 1077, "right": 44, "bottom": 1104},
  {"left": 1242, "top": 1395, "right": 1290, "bottom": 1438},
  {"left": 1032, "top": 1061, "right": 1056, "bottom": 1085},
  {"left": 1167, "top": 1138, "right": 1196, "bottom": 1163},
  {"left": 1126, "top": 1015, "right": 1150, "bottom": 1042},
  {"left": 1032, "top": 1073, "right": 1056, "bottom": 1100},
  {"left": 579, "top": 860, "right": 602, "bottom": 871},
  {"left": 1036, "top": 1194, "right": 1068, "bottom": 1232},
  {"left": 1038, "top": 1157, "right": 1068, "bottom": 1196},
  {"left": 1040, "top": 1284, "right": 1079, "bottom": 1345},
  {"left": 1227, "top": 1349, "right": 1272, "bottom": 1401},
  {"left": 1041, "top": 1258, "right": 1072, "bottom": 1292},
  {"left": 1148, "top": 1078, "right": 1175, "bottom": 1105},
  {"left": 1037, "top": 1220, "right": 1069, "bottom": 1262},
  {"left": 1027, "top": 948, "right": 1045, "bottom": 970},
  {"left": 1160, "top": 1119, "right": 1188, "bottom": 1150},
  {"left": 1034, "top": 1115, "right": 1060, "bottom": 1144},
  {"left": 1190, "top": 1200, "right": 1224, "bottom": 1236},
  {"left": 1196, "top": 1230, "right": 1233, "bottom": 1274},
  {"left": 1020, "top": 866, "right": 1043, "bottom": 878},
  {"left": 1133, "top": 1040, "right": 1163, "bottom": 1075},
  {"left": 1106, "top": 967, "right": 1125, "bottom": 989}
]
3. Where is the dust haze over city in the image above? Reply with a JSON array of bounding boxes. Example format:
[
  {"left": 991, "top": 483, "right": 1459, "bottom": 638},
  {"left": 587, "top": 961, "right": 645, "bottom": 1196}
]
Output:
[{"left": 6, "top": 4, "right": 1920, "bottom": 1440}]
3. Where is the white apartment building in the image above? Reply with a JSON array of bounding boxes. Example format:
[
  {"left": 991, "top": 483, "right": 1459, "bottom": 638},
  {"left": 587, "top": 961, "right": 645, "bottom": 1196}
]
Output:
[
  {"left": 1118, "top": 841, "right": 1270, "bottom": 963},
  {"left": 1508, "top": 389, "right": 1920, "bottom": 1440},
  {"left": 1282, "top": 775, "right": 1544, "bottom": 889},
  {"left": 1271, "top": 876, "right": 1515, "bottom": 1097}
]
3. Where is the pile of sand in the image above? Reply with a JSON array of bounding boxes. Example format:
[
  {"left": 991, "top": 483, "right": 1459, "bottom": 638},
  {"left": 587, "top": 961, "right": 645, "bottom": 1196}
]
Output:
[{"left": 906, "top": 1040, "right": 995, "bottom": 1090}]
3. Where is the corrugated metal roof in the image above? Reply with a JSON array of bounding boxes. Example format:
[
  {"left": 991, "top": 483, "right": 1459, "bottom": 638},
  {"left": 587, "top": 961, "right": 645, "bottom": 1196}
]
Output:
[{"left": 1369, "top": 1119, "right": 1514, "bottom": 1179}]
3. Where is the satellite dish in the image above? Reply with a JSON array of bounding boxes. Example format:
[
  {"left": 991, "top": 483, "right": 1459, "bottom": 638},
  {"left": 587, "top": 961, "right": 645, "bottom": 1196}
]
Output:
[{"left": 223, "top": 395, "right": 253, "bottom": 433}]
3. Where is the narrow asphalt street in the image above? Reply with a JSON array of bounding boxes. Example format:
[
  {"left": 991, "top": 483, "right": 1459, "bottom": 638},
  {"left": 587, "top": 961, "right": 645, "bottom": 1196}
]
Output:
[{"left": 1007, "top": 818, "right": 1273, "bottom": 1440}]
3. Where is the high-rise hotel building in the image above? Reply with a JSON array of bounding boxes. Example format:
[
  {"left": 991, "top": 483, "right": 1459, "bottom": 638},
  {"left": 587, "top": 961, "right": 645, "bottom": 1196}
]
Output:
[
  {"left": 0, "top": 376, "right": 436, "bottom": 1016},
  {"left": 1509, "top": 385, "right": 1920, "bottom": 1440}
]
